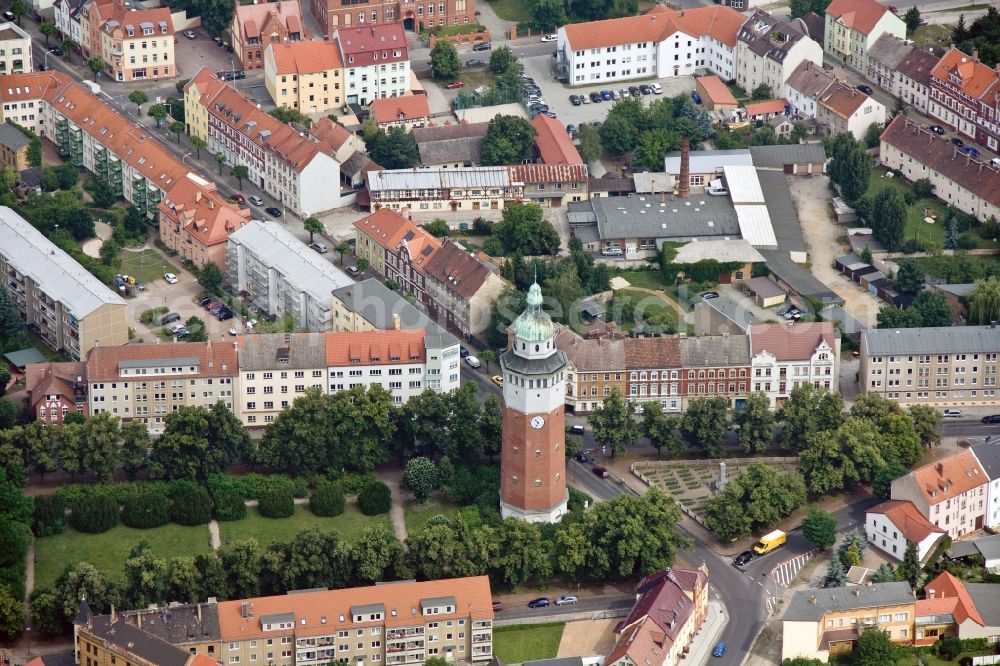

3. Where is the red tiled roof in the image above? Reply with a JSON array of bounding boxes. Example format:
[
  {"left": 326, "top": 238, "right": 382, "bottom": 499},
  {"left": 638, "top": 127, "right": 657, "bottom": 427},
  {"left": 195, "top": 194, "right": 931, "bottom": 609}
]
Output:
[
  {"left": 310, "top": 116, "right": 356, "bottom": 153},
  {"left": 86, "top": 341, "right": 239, "bottom": 381},
  {"left": 749, "top": 322, "right": 835, "bottom": 361},
  {"left": 353, "top": 208, "right": 441, "bottom": 267},
  {"left": 868, "top": 500, "right": 945, "bottom": 544},
  {"left": 25, "top": 361, "right": 86, "bottom": 410},
  {"left": 0, "top": 71, "right": 69, "bottom": 103},
  {"left": 696, "top": 75, "right": 738, "bottom": 106},
  {"left": 818, "top": 81, "right": 869, "bottom": 118},
  {"left": 235, "top": 0, "right": 305, "bottom": 41},
  {"left": 336, "top": 24, "right": 407, "bottom": 67},
  {"left": 931, "top": 47, "right": 999, "bottom": 101},
  {"left": 825, "top": 0, "right": 893, "bottom": 35},
  {"left": 421, "top": 239, "right": 494, "bottom": 300},
  {"left": 745, "top": 98, "right": 788, "bottom": 116},
  {"left": 909, "top": 449, "right": 987, "bottom": 506},
  {"left": 625, "top": 336, "right": 681, "bottom": 369},
  {"left": 563, "top": 4, "right": 744, "bottom": 52},
  {"left": 530, "top": 114, "right": 583, "bottom": 165},
  {"left": 267, "top": 39, "right": 342, "bottom": 75},
  {"left": 159, "top": 173, "right": 251, "bottom": 250},
  {"left": 371, "top": 94, "right": 430, "bottom": 124},
  {"left": 923, "top": 571, "right": 985, "bottom": 625},
  {"left": 324, "top": 329, "right": 425, "bottom": 366}
]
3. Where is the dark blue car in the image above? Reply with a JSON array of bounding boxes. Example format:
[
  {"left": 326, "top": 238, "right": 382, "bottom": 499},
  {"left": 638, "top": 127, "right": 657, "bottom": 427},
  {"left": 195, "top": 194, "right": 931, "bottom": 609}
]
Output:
[
  {"left": 961, "top": 146, "right": 981, "bottom": 158},
  {"left": 600, "top": 90, "right": 612, "bottom": 101},
  {"left": 528, "top": 597, "right": 550, "bottom": 608},
  {"left": 712, "top": 641, "right": 727, "bottom": 657}
]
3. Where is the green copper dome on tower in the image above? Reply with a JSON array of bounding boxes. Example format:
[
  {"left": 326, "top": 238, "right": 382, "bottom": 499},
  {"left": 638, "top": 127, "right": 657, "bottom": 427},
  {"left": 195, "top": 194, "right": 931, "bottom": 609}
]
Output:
[{"left": 513, "top": 281, "right": 555, "bottom": 342}]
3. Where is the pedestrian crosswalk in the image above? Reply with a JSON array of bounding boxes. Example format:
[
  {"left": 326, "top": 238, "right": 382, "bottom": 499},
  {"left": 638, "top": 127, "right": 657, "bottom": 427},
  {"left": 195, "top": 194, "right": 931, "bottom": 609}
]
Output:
[{"left": 769, "top": 550, "right": 817, "bottom": 588}]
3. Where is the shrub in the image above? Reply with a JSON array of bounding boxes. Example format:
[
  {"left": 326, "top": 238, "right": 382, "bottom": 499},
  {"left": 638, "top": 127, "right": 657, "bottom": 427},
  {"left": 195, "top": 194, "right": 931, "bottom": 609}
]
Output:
[
  {"left": 206, "top": 473, "right": 307, "bottom": 500},
  {"left": 55, "top": 481, "right": 171, "bottom": 506},
  {"left": 32, "top": 495, "right": 66, "bottom": 537},
  {"left": 903, "top": 190, "right": 917, "bottom": 206},
  {"left": 120, "top": 492, "right": 169, "bottom": 529},
  {"left": 567, "top": 487, "right": 591, "bottom": 512},
  {"left": 168, "top": 480, "right": 212, "bottom": 526},
  {"left": 358, "top": 481, "right": 392, "bottom": 515},
  {"left": 957, "top": 235, "right": 978, "bottom": 250},
  {"left": 212, "top": 488, "right": 246, "bottom": 522},
  {"left": 69, "top": 495, "right": 120, "bottom": 533},
  {"left": 258, "top": 487, "right": 294, "bottom": 519},
  {"left": 937, "top": 636, "right": 962, "bottom": 661},
  {"left": 335, "top": 471, "right": 378, "bottom": 495},
  {"left": 309, "top": 482, "right": 346, "bottom": 517}
]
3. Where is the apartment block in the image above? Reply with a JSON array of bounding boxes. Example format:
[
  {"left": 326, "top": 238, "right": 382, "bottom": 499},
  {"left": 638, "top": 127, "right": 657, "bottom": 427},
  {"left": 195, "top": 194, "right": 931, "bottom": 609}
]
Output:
[
  {"left": 86, "top": 341, "right": 239, "bottom": 433},
  {"left": 0, "top": 71, "right": 67, "bottom": 133},
  {"left": 84, "top": 0, "right": 176, "bottom": 82},
  {"left": 0, "top": 22, "right": 32, "bottom": 75},
  {"left": 232, "top": 0, "right": 307, "bottom": 70},
  {"left": 782, "top": 582, "right": 915, "bottom": 662},
  {"left": 555, "top": 327, "right": 626, "bottom": 413},
  {"left": 748, "top": 322, "right": 839, "bottom": 408},
  {"left": 970, "top": 439, "right": 1000, "bottom": 530},
  {"left": 264, "top": 40, "right": 344, "bottom": 115},
  {"left": 239, "top": 332, "right": 327, "bottom": 426},
  {"left": 865, "top": 499, "right": 946, "bottom": 563},
  {"left": 929, "top": 47, "right": 996, "bottom": 145},
  {"left": 336, "top": 24, "right": 410, "bottom": 105},
  {"left": 53, "top": 0, "right": 87, "bottom": 48},
  {"left": 891, "top": 451, "right": 988, "bottom": 539},
  {"left": 814, "top": 79, "right": 886, "bottom": 140},
  {"left": 823, "top": 0, "right": 905, "bottom": 75},
  {"left": 227, "top": 221, "right": 354, "bottom": 333},
  {"left": 1, "top": 207, "right": 127, "bottom": 360},
  {"left": 735, "top": 10, "right": 822, "bottom": 98},
  {"left": 866, "top": 34, "right": 937, "bottom": 115},
  {"left": 216, "top": 577, "right": 494, "bottom": 666},
  {"left": 860, "top": 323, "right": 1000, "bottom": 406},
  {"left": 365, "top": 166, "right": 523, "bottom": 213},
  {"left": 325, "top": 329, "right": 434, "bottom": 403},
  {"left": 158, "top": 172, "right": 251, "bottom": 269}
]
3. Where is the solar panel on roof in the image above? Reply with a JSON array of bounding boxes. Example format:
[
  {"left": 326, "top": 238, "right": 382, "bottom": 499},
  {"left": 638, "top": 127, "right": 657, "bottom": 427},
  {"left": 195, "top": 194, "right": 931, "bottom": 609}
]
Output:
[
  {"left": 403, "top": 230, "right": 415, "bottom": 241},
  {"left": 421, "top": 246, "right": 432, "bottom": 256}
]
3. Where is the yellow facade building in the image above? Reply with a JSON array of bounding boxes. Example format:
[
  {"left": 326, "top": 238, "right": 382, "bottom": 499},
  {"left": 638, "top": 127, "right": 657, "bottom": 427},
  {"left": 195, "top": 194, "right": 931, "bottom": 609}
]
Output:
[{"left": 263, "top": 40, "right": 344, "bottom": 115}]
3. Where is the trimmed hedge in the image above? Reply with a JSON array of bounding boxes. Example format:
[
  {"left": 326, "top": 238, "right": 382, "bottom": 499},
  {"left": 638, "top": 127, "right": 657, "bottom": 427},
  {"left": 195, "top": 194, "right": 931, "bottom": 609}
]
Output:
[
  {"left": 358, "top": 481, "right": 392, "bottom": 516},
  {"left": 206, "top": 473, "right": 307, "bottom": 500},
  {"left": 32, "top": 495, "right": 66, "bottom": 537},
  {"left": 168, "top": 481, "right": 212, "bottom": 526},
  {"left": 69, "top": 495, "right": 120, "bottom": 533},
  {"left": 309, "top": 483, "right": 346, "bottom": 517},
  {"left": 333, "top": 471, "right": 378, "bottom": 495},
  {"left": 56, "top": 481, "right": 170, "bottom": 506},
  {"left": 212, "top": 488, "right": 246, "bottom": 522},
  {"left": 258, "top": 487, "right": 294, "bottom": 519},
  {"left": 120, "top": 492, "right": 169, "bottom": 529}
]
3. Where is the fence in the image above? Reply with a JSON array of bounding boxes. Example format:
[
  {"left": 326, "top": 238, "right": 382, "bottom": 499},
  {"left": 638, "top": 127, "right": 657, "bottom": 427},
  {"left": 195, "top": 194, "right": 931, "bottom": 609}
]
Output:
[{"left": 972, "top": 657, "right": 1000, "bottom": 665}]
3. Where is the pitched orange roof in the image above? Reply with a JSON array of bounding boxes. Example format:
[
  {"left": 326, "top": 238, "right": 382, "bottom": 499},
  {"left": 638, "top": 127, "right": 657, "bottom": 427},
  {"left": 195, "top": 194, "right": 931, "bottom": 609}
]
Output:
[
  {"left": 818, "top": 81, "right": 869, "bottom": 118},
  {"left": 0, "top": 71, "right": 69, "bottom": 103},
  {"left": 25, "top": 361, "right": 86, "bottom": 410},
  {"left": 324, "top": 329, "right": 426, "bottom": 366},
  {"left": 310, "top": 116, "right": 355, "bottom": 153},
  {"left": 353, "top": 208, "right": 441, "bottom": 265},
  {"left": 696, "top": 75, "right": 738, "bottom": 106},
  {"left": 868, "top": 500, "right": 945, "bottom": 544},
  {"left": 923, "top": 571, "right": 985, "bottom": 625},
  {"left": 825, "top": 0, "right": 893, "bottom": 35},
  {"left": 530, "top": 114, "right": 583, "bottom": 165},
  {"left": 267, "top": 39, "right": 342, "bottom": 75},
  {"left": 371, "top": 94, "right": 430, "bottom": 124},
  {"left": 745, "top": 98, "right": 788, "bottom": 116},
  {"left": 216, "top": 576, "right": 494, "bottom": 640},
  {"left": 159, "top": 173, "right": 251, "bottom": 249},
  {"left": 750, "top": 322, "right": 836, "bottom": 362},
  {"left": 235, "top": 0, "right": 305, "bottom": 40},
  {"left": 910, "top": 449, "right": 987, "bottom": 505},
  {"left": 189, "top": 655, "right": 220, "bottom": 666},
  {"left": 931, "top": 47, "right": 1000, "bottom": 101},
  {"left": 86, "top": 341, "right": 239, "bottom": 381},
  {"left": 563, "top": 4, "right": 744, "bottom": 52}
]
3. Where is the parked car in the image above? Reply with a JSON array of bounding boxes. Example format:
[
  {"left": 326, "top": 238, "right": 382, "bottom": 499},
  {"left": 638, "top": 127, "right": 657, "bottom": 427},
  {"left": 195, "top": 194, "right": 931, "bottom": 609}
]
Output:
[
  {"left": 592, "top": 466, "right": 610, "bottom": 478},
  {"left": 981, "top": 414, "right": 1000, "bottom": 423},
  {"left": 930, "top": 125, "right": 945, "bottom": 135},
  {"left": 265, "top": 206, "right": 282, "bottom": 217},
  {"left": 856, "top": 84, "right": 873, "bottom": 95},
  {"left": 346, "top": 266, "right": 362, "bottom": 277},
  {"left": 628, "top": 85, "right": 641, "bottom": 96},
  {"left": 601, "top": 247, "right": 623, "bottom": 256},
  {"left": 610, "top": 90, "right": 621, "bottom": 100},
  {"left": 569, "top": 94, "right": 581, "bottom": 106},
  {"left": 491, "top": 600, "right": 503, "bottom": 611},
  {"left": 566, "top": 123, "right": 578, "bottom": 136},
  {"left": 309, "top": 242, "right": 328, "bottom": 253},
  {"left": 542, "top": 111, "right": 557, "bottom": 119},
  {"left": 163, "top": 272, "right": 178, "bottom": 284},
  {"left": 169, "top": 325, "right": 189, "bottom": 337},
  {"left": 706, "top": 186, "right": 728, "bottom": 196},
  {"left": 712, "top": 642, "right": 727, "bottom": 658},
  {"left": 701, "top": 291, "right": 719, "bottom": 299},
  {"left": 574, "top": 451, "right": 588, "bottom": 463},
  {"left": 541, "top": 34, "right": 557, "bottom": 42},
  {"left": 943, "top": 409, "right": 962, "bottom": 417},
  {"left": 161, "top": 312, "right": 182, "bottom": 326},
  {"left": 951, "top": 137, "right": 965, "bottom": 148},
  {"left": 589, "top": 91, "right": 603, "bottom": 103},
  {"left": 581, "top": 94, "right": 591, "bottom": 104},
  {"left": 48, "top": 46, "right": 63, "bottom": 56},
  {"left": 248, "top": 195, "right": 264, "bottom": 206},
  {"left": 2, "top": 10, "right": 15, "bottom": 20},
  {"left": 215, "top": 308, "right": 234, "bottom": 321},
  {"left": 600, "top": 89, "right": 613, "bottom": 101},
  {"left": 650, "top": 82, "right": 663, "bottom": 94},
  {"left": 465, "top": 356, "right": 482, "bottom": 369},
  {"left": 460, "top": 346, "right": 470, "bottom": 358},
  {"left": 183, "top": 30, "right": 197, "bottom": 39},
  {"left": 472, "top": 41, "right": 491, "bottom": 51},
  {"left": 491, "top": 375, "right": 503, "bottom": 387},
  {"left": 232, "top": 193, "right": 246, "bottom": 206},
  {"left": 446, "top": 80, "right": 465, "bottom": 89},
  {"left": 528, "top": 597, "right": 550, "bottom": 608},
  {"left": 204, "top": 299, "right": 224, "bottom": 312},
  {"left": 639, "top": 84, "right": 652, "bottom": 95},
  {"left": 569, "top": 424, "right": 585, "bottom": 435},
  {"left": 619, "top": 88, "right": 630, "bottom": 98},
  {"left": 555, "top": 595, "right": 578, "bottom": 606},
  {"left": 466, "top": 58, "right": 485, "bottom": 67},
  {"left": 733, "top": 551, "right": 753, "bottom": 567},
  {"left": 961, "top": 146, "right": 981, "bottom": 158}
]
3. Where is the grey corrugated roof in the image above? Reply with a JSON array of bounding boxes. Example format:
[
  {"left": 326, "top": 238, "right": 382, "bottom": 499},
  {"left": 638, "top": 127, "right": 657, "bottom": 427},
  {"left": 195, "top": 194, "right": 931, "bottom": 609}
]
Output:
[
  {"left": 367, "top": 166, "right": 511, "bottom": 191},
  {"left": 680, "top": 334, "right": 750, "bottom": 367},
  {"left": 239, "top": 332, "right": 327, "bottom": 371},
  {"left": 0, "top": 206, "right": 126, "bottom": 318},
  {"left": 785, "top": 583, "right": 914, "bottom": 621},
  {"left": 760, "top": 250, "right": 841, "bottom": 303},
  {"left": 664, "top": 149, "right": 752, "bottom": 175},
  {"left": 589, "top": 194, "right": 740, "bottom": 241},
  {"left": 749, "top": 144, "right": 827, "bottom": 170},
  {"left": 862, "top": 325, "right": 1000, "bottom": 356},
  {"left": 331, "top": 279, "right": 458, "bottom": 350},
  {"left": 965, "top": 583, "right": 1000, "bottom": 624},
  {"left": 0, "top": 123, "right": 31, "bottom": 150},
  {"left": 757, "top": 169, "right": 807, "bottom": 253},
  {"left": 4, "top": 348, "right": 46, "bottom": 368},
  {"left": 972, "top": 440, "right": 1000, "bottom": 482}
]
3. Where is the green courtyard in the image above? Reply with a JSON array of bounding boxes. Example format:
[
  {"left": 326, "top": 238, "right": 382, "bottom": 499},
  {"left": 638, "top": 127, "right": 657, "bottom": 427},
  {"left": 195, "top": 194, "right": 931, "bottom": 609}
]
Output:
[
  {"left": 492, "top": 623, "right": 565, "bottom": 664},
  {"left": 117, "top": 248, "right": 180, "bottom": 285},
  {"left": 217, "top": 503, "right": 392, "bottom": 548}
]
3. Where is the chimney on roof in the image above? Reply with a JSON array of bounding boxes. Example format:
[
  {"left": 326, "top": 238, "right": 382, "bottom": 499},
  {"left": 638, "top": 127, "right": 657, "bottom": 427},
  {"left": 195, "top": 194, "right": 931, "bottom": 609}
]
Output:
[
  {"left": 809, "top": 595, "right": 817, "bottom": 605},
  {"left": 928, "top": 588, "right": 935, "bottom": 599},
  {"left": 937, "top": 462, "right": 945, "bottom": 476},
  {"left": 111, "top": 605, "right": 117, "bottom": 623},
  {"left": 195, "top": 189, "right": 202, "bottom": 203},
  {"left": 678, "top": 136, "right": 691, "bottom": 199},
  {"left": 853, "top": 588, "right": 861, "bottom": 597},
  {"left": 393, "top": 313, "right": 400, "bottom": 330},
  {"left": 197, "top": 604, "right": 202, "bottom": 622},
  {"left": 973, "top": 49, "right": 979, "bottom": 61}
]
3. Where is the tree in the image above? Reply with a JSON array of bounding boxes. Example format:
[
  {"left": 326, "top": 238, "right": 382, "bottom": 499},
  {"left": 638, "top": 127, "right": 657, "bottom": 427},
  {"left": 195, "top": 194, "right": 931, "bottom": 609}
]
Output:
[
  {"left": 968, "top": 275, "right": 1000, "bottom": 324},
  {"left": 169, "top": 120, "right": 185, "bottom": 143},
  {"left": 88, "top": 57, "right": 106, "bottom": 76},
  {"left": 366, "top": 126, "right": 419, "bottom": 169},
  {"left": 588, "top": 388, "right": 639, "bottom": 457},
  {"left": 0, "top": 574, "right": 24, "bottom": 643},
  {"left": 779, "top": 383, "right": 844, "bottom": 450},
  {"left": 800, "top": 418, "right": 885, "bottom": 495},
  {"left": 532, "top": 0, "right": 567, "bottom": 32},
  {"left": 802, "top": 509, "right": 838, "bottom": 550},
  {"left": 600, "top": 114, "right": 639, "bottom": 157},
  {"left": 402, "top": 457, "right": 438, "bottom": 502},
  {"left": 86, "top": 174, "right": 119, "bottom": 208},
  {"left": 838, "top": 529, "right": 867, "bottom": 567},
  {"left": 894, "top": 261, "right": 924, "bottom": 294},
  {"left": 430, "top": 41, "right": 461, "bottom": 80},
  {"left": 704, "top": 463, "right": 806, "bottom": 540},
  {"left": 183, "top": 316, "right": 208, "bottom": 343},
  {"left": 82, "top": 411, "right": 121, "bottom": 482},
  {"left": 269, "top": 106, "right": 313, "bottom": 128},
  {"left": 679, "top": 397, "right": 728, "bottom": 457},
  {"left": 122, "top": 542, "right": 167, "bottom": 608},
  {"left": 489, "top": 46, "right": 516, "bottom": 75},
  {"left": 423, "top": 218, "right": 450, "bottom": 238},
  {"left": 492, "top": 202, "right": 560, "bottom": 256},
  {"left": 751, "top": 83, "right": 773, "bottom": 100},
  {"left": 9, "top": 0, "right": 26, "bottom": 24},
  {"left": 129, "top": 90, "right": 149, "bottom": 113},
  {"left": 0, "top": 286, "right": 25, "bottom": 344},
  {"left": 853, "top": 629, "right": 900, "bottom": 666},
  {"left": 150, "top": 403, "right": 247, "bottom": 481},
  {"left": 334, "top": 241, "right": 351, "bottom": 265},
  {"left": 304, "top": 216, "right": 324, "bottom": 243},
  {"left": 871, "top": 187, "right": 906, "bottom": 252},
  {"left": 198, "top": 262, "right": 223, "bottom": 294},
  {"left": 478, "top": 349, "right": 495, "bottom": 372},
  {"left": 481, "top": 115, "right": 537, "bottom": 166},
  {"left": 309, "top": 481, "right": 345, "bottom": 517},
  {"left": 824, "top": 555, "right": 846, "bottom": 587},
  {"left": 169, "top": 482, "right": 212, "bottom": 526},
  {"left": 190, "top": 135, "right": 207, "bottom": 159},
  {"left": 911, "top": 290, "right": 953, "bottom": 327},
  {"left": 230, "top": 165, "right": 249, "bottom": 189},
  {"left": 735, "top": 391, "right": 773, "bottom": 453},
  {"left": 904, "top": 7, "right": 921, "bottom": 32},
  {"left": 358, "top": 482, "right": 392, "bottom": 515},
  {"left": 863, "top": 122, "right": 883, "bottom": 149},
  {"left": 40, "top": 20, "right": 56, "bottom": 46},
  {"left": 828, "top": 134, "right": 871, "bottom": 202},
  {"left": 872, "top": 461, "right": 908, "bottom": 501},
  {"left": 900, "top": 540, "right": 921, "bottom": 589},
  {"left": 871, "top": 563, "right": 897, "bottom": 583},
  {"left": 635, "top": 129, "right": 681, "bottom": 172},
  {"left": 61, "top": 38, "right": 77, "bottom": 62},
  {"left": 214, "top": 152, "right": 227, "bottom": 175},
  {"left": 908, "top": 404, "right": 942, "bottom": 448},
  {"left": 258, "top": 487, "right": 294, "bottom": 518},
  {"left": 218, "top": 539, "right": 263, "bottom": 599},
  {"left": 492, "top": 519, "right": 551, "bottom": 587},
  {"left": 789, "top": 0, "right": 831, "bottom": 18},
  {"left": 354, "top": 526, "right": 404, "bottom": 583},
  {"left": 577, "top": 123, "right": 602, "bottom": 163},
  {"left": 642, "top": 401, "right": 683, "bottom": 458}
]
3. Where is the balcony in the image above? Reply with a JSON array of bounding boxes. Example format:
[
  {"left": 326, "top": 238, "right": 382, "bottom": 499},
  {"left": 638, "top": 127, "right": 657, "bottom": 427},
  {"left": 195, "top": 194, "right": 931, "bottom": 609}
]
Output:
[
  {"left": 471, "top": 634, "right": 491, "bottom": 644},
  {"left": 386, "top": 641, "right": 423, "bottom": 653}
]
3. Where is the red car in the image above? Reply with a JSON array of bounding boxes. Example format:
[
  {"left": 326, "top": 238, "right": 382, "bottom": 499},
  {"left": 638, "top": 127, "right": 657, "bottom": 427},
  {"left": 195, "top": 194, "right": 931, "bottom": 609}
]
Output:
[
  {"left": 446, "top": 80, "right": 465, "bottom": 89},
  {"left": 232, "top": 193, "right": 246, "bottom": 206}
]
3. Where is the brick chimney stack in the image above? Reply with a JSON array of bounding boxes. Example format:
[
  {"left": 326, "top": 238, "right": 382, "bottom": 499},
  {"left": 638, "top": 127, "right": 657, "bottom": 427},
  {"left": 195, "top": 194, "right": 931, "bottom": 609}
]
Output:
[{"left": 678, "top": 136, "right": 691, "bottom": 198}]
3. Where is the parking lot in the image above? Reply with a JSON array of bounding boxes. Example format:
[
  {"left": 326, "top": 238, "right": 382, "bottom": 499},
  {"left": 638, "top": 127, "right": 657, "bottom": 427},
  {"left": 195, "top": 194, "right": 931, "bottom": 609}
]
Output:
[{"left": 173, "top": 27, "right": 249, "bottom": 83}]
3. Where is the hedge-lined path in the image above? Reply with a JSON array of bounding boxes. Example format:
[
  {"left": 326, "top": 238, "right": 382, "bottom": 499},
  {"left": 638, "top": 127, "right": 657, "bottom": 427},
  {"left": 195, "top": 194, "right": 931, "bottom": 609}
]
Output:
[
  {"left": 208, "top": 520, "right": 221, "bottom": 549},
  {"left": 379, "top": 469, "right": 409, "bottom": 543}
]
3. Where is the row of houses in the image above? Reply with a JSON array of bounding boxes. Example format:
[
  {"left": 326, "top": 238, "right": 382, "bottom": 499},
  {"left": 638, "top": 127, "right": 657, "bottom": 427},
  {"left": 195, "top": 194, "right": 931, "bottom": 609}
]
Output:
[{"left": 557, "top": 321, "right": 839, "bottom": 414}]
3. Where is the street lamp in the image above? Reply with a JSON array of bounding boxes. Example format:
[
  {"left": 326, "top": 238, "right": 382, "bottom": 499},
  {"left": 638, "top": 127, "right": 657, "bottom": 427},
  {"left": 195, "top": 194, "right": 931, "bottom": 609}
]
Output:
[{"left": 181, "top": 152, "right": 192, "bottom": 166}]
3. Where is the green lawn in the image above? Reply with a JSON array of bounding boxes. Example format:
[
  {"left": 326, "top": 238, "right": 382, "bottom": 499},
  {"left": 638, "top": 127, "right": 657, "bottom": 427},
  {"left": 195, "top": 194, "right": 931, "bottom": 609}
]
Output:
[
  {"left": 117, "top": 249, "right": 180, "bottom": 285},
  {"left": 487, "top": 0, "right": 531, "bottom": 23},
  {"left": 493, "top": 623, "right": 565, "bottom": 664},
  {"left": 611, "top": 269, "right": 668, "bottom": 291},
  {"left": 218, "top": 503, "right": 391, "bottom": 548},
  {"left": 404, "top": 497, "right": 461, "bottom": 535},
  {"left": 34, "top": 523, "right": 212, "bottom": 588},
  {"left": 910, "top": 24, "right": 952, "bottom": 49}
]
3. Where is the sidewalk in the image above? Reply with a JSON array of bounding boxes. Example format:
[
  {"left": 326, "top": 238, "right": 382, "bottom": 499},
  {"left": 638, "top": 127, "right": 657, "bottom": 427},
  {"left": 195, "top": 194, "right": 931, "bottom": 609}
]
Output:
[{"left": 685, "top": 601, "right": 728, "bottom": 665}]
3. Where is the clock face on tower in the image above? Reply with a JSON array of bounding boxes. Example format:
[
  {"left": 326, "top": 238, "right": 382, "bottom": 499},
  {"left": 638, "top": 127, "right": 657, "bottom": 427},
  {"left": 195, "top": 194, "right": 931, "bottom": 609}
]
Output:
[{"left": 530, "top": 416, "right": 545, "bottom": 429}]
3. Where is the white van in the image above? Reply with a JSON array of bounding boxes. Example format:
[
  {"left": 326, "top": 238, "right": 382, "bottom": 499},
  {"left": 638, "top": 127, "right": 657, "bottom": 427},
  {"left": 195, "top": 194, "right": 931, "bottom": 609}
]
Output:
[{"left": 465, "top": 356, "right": 481, "bottom": 369}]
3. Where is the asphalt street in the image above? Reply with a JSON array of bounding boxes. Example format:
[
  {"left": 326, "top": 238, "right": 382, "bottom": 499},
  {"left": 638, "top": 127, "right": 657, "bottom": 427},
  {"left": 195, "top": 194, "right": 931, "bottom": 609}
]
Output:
[{"left": 494, "top": 594, "right": 636, "bottom": 622}]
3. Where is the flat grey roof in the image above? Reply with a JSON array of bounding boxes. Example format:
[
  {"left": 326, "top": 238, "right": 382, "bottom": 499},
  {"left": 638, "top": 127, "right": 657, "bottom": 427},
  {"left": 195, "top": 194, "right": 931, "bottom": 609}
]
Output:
[
  {"left": 749, "top": 143, "right": 826, "bottom": 169},
  {"left": 699, "top": 294, "right": 759, "bottom": 332},
  {"left": 757, "top": 169, "right": 808, "bottom": 253},
  {"left": 120, "top": 357, "right": 199, "bottom": 369},
  {"left": 935, "top": 283, "right": 976, "bottom": 298},
  {"left": 331, "top": 279, "right": 458, "bottom": 350},
  {"left": 0, "top": 206, "right": 126, "bottom": 318},
  {"left": 229, "top": 221, "right": 352, "bottom": 306},
  {"left": 785, "top": 583, "right": 914, "bottom": 621},
  {"left": 745, "top": 276, "right": 786, "bottom": 299},
  {"left": 760, "top": 249, "right": 841, "bottom": 304},
  {"left": 664, "top": 149, "right": 752, "bottom": 175},
  {"left": 351, "top": 603, "right": 387, "bottom": 616},
  {"left": 420, "top": 596, "right": 455, "bottom": 608},
  {"left": 367, "top": 167, "right": 511, "bottom": 191},
  {"left": 0, "top": 123, "right": 31, "bottom": 150},
  {"left": 587, "top": 194, "right": 740, "bottom": 241},
  {"left": 966, "top": 583, "right": 1000, "bottom": 625},
  {"left": 862, "top": 325, "right": 1000, "bottom": 356}
]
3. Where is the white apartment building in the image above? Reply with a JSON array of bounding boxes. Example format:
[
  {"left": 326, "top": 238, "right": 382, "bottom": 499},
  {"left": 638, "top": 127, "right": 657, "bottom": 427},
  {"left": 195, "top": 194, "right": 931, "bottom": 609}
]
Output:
[
  {"left": 865, "top": 500, "right": 946, "bottom": 563},
  {"left": 1, "top": 207, "right": 128, "bottom": 360},
  {"left": 748, "top": 322, "right": 839, "bottom": 409},
  {"left": 86, "top": 341, "right": 239, "bottom": 433},
  {"left": 971, "top": 440, "right": 1000, "bottom": 530},
  {"left": 238, "top": 332, "right": 327, "bottom": 426},
  {"left": 824, "top": 0, "right": 906, "bottom": 75},
  {"left": 785, "top": 60, "right": 836, "bottom": 119},
  {"left": 891, "top": 451, "right": 988, "bottom": 539},
  {"left": 0, "top": 71, "right": 68, "bottom": 133},
  {"left": 735, "top": 10, "right": 822, "bottom": 98},
  {"left": 226, "top": 221, "right": 354, "bottom": 333},
  {"left": 556, "top": 4, "right": 745, "bottom": 85},
  {"left": 0, "top": 22, "right": 32, "bottom": 75},
  {"left": 336, "top": 23, "right": 410, "bottom": 105},
  {"left": 815, "top": 79, "right": 887, "bottom": 140},
  {"left": 53, "top": 0, "right": 86, "bottom": 48}
]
